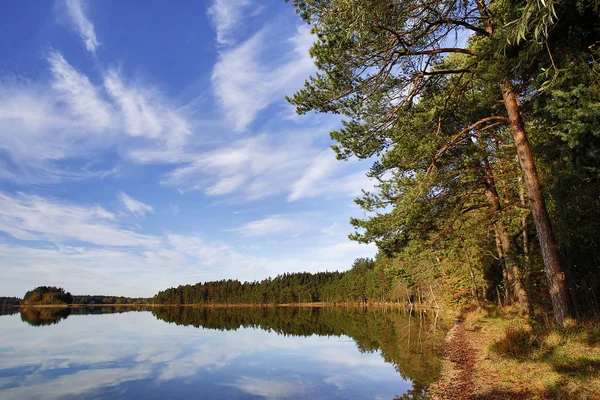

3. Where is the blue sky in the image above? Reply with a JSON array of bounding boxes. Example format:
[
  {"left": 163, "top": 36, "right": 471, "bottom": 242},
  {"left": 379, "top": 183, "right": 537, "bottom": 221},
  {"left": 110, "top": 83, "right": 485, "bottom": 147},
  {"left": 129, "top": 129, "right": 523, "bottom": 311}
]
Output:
[{"left": 0, "top": 0, "right": 377, "bottom": 297}]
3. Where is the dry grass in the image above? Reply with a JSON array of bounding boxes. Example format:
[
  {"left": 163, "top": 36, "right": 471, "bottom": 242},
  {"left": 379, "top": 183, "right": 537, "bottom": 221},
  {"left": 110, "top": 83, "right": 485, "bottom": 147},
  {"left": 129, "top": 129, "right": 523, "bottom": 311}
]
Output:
[{"left": 461, "top": 308, "right": 600, "bottom": 399}]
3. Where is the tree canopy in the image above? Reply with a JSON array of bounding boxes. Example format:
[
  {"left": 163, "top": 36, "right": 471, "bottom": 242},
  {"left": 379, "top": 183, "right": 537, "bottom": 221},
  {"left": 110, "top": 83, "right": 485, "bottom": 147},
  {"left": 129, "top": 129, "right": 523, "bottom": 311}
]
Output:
[
  {"left": 287, "top": 0, "right": 600, "bottom": 326},
  {"left": 22, "top": 286, "right": 73, "bottom": 306}
]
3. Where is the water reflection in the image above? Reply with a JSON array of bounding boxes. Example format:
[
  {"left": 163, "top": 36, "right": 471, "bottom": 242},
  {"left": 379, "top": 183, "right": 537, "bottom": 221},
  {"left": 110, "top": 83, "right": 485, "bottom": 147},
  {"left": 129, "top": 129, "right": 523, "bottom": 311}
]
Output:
[
  {"left": 20, "top": 307, "right": 72, "bottom": 326},
  {"left": 0, "top": 306, "right": 448, "bottom": 399},
  {"left": 18, "top": 306, "right": 149, "bottom": 326}
]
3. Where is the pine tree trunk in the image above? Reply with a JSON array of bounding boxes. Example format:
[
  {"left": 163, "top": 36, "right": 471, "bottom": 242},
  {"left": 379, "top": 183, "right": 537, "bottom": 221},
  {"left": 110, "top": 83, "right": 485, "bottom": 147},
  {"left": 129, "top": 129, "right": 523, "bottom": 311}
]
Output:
[
  {"left": 495, "top": 229, "right": 512, "bottom": 303},
  {"left": 519, "top": 177, "right": 530, "bottom": 263},
  {"left": 465, "top": 248, "right": 482, "bottom": 308},
  {"left": 500, "top": 79, "right": 574, "bottom": 327},
  {"left": 482, "top": 159, "right": 529, "bottom": 309}
]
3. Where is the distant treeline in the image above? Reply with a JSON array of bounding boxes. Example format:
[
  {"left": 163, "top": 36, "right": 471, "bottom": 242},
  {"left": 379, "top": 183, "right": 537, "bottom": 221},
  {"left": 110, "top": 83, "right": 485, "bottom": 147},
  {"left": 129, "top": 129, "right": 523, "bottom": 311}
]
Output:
[
  {"left": 18, "top": 286, "right": 150, "bottom": 306},
  {"left": 71, "top": 295, "right": 150, "bottom": 305},
  {"left": 0, "top": 297, "right": 21, "bottom": 306},
  {"left": 154, "top": 258, "right": 413, "bottom": 306}
]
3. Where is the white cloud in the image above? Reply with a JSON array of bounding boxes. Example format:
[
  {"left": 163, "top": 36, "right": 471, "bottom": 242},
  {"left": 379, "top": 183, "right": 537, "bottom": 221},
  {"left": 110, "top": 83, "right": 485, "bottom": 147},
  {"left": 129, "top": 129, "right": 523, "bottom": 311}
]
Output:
[
  {"left": 314, "top": 240, "right": 377, "bottom": 261},
  {"left": 227, "top": 377, "right": 308, "bottom": 399},
  {"left": 48, "top": 52, "right": 112, "bottom": 129},
  {"left": 0, "top": 367, "right": 151, "bottom": 400},
  {"left": 0, "top": 54, "right": 113, "bottom": 175},
  {"left": 212, "top": 24, "right": 315, "bottom": 132},
  {"left": 288, "top": 150, "right": 339, "bottom": 202},
  {"left": 0, "top": 52, "right": 196, "bottom": 183},
  {"left": 0, "top": 190, "right": 376, "bottom": 296},
  {"left": 229, "top": 214, "right": 311, "bottom": 237},
  {"left": 118, "top": 192, "right": 153, "bottom": 218},
  {"left": 0, "top": 192, "right": 158, "bottom": 248},
  {"left": 288, "top": 150, "right": 374, "bottom": 202},
  {"left": 162, "top": 134, "right": 313, "bottom": 201},
  {"left": 63, "top": 0, "right": 100, "bottom": 54},
  {"left": 103, "top": 69, "right": 191, "bottom": 145},
  {"left": 207, "top": 0, "right": 254, "bottom": 46},
  {"left": 160, "top": 130, "right": 373, "bottom": 204}
]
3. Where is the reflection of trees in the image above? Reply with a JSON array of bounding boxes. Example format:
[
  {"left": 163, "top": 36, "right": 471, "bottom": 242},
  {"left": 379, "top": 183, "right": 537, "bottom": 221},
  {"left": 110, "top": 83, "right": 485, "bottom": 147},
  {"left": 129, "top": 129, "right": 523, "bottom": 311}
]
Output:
[
  {"left": 20, "top": 307, "right": 72, "bottom": 326},
  {"left": 69, "top": 305, "right": 149, "bottom": 315},
  {"left": 0, "top": 306, "right": 19, "bottom": 317},
  {"left": 152, "top": 306, "right": 449, "bottom": 389},
  {"left": 18, "top": 305, "right": 150, "bottom": 326},
  {"left": 14, "top": 304, "right": 448, "bottom": 392}
]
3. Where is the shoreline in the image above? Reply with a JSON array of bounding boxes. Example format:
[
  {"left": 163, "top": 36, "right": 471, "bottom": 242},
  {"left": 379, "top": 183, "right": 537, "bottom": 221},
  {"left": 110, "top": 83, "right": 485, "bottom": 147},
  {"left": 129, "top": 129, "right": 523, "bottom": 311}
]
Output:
[{"left": 16, "top": 301, "right": 442, "bottom": 309}]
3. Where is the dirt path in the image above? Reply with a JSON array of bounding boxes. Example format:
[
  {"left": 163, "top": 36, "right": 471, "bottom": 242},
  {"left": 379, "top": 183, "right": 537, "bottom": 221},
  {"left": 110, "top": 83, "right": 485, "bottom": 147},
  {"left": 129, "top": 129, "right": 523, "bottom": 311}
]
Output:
[
  {"left": 429, "top": 322, "right": 476, "bottom": 399},
  {"left": 428, "top": 319, "right": 535, "bottom": 399}
]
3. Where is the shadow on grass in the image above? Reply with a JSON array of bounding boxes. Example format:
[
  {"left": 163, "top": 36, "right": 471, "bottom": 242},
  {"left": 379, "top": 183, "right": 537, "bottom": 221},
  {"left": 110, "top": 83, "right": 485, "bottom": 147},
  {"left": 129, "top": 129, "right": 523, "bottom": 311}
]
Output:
[
  {"left": 490, "top": 324, "right": 546, "bottom": 359},
  {"left": 543, "top": 375, "right": 599, "bottom": 399},
  {"left": 585, "top": 325, "right": 600, "bottom": 346},
  {"left": 489, "top": 322, "right": 600, "bottom": 397},
  {"left": 471, "top": 388, "right": 533, "bottom": 400},
  {"left": 552, "top": 358, "right": 600, "bottom": 378}
]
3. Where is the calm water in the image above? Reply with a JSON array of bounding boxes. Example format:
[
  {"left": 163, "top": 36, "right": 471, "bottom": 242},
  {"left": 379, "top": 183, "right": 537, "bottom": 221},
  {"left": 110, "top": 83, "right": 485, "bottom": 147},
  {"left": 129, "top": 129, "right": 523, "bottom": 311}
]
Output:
[{"left": 0, "top": 306, "right": 447, "bottom": 399}]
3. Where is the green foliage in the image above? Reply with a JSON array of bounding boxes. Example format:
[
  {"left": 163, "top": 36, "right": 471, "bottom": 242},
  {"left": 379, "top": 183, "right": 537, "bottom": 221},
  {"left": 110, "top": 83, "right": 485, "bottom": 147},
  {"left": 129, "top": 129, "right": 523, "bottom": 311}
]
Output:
[
  {"left": 71, "top": 295, "right": 150, "bottom": 305},
  {"left": 154, "top": 265, "right": 399, "bottom": 305},
  {"left": 286, "top": 0, "right": 600, "bottom": 319}
]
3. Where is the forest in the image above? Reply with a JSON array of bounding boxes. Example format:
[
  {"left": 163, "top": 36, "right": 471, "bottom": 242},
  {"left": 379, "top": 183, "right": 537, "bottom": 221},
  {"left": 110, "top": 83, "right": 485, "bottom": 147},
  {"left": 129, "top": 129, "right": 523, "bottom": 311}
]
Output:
[
  {"left": 0, "top": 297, "right": 21, "bottom": 307},
  {"left": 281, "top": 0, "right": 600, "bottom": 328},
  {"left": 155, "top": 0, "right": 600, "bottom": 330},
  {"left": 153, "top": 259, "right": 401, "bottom": 305},
  {"left": 71, "top": 295, "right": 150, "bottom": 305}
]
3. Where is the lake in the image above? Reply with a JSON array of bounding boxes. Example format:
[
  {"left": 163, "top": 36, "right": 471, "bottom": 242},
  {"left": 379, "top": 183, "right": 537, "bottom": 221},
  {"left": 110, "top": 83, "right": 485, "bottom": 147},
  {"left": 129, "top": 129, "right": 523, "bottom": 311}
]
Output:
[{"left": 0, "top": 306, "right": 447, "bottom": 399}]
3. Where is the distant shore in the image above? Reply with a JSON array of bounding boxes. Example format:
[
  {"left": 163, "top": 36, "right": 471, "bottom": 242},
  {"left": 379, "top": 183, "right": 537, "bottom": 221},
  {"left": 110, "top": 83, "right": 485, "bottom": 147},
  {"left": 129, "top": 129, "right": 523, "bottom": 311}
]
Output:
[
  {"left": 16, "top": 301, "right": 440, "bottom": 309},
  {"left": 17, "top": 303, "right": 151, "bottom": 308}
]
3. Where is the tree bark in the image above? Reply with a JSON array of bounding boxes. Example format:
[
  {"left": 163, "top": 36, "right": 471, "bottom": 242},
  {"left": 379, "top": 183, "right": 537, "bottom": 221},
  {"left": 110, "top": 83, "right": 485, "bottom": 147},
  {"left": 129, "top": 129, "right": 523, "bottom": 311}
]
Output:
[
  {"left": 465, "top": 248, "right": 482, "bottom": 308},
  {"left": 500, "top": 79, "right": 573, "bottom": 327},
  {"left": 482, "top": 159, "right": 529, "bottom": 309},
  {"left": 519, "top": 177, "right": 530, "bottom": 263},
  {"left": 495, "top": 229, "right": 512, "bottom": 303}
]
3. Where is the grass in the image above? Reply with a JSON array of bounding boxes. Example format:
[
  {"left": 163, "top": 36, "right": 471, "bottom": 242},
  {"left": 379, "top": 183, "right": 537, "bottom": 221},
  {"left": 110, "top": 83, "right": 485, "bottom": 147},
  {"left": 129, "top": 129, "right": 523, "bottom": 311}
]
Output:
[{"left": 463, "top": 307, "right": 600, "bottom": 399}]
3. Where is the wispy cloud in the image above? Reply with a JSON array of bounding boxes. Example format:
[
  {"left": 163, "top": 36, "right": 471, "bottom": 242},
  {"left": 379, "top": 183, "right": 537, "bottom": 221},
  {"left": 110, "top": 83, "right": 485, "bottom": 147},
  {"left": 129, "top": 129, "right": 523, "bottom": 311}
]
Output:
[
  {"left": 48, "top": 52, "right": 113, "bottom": 129},
  {"left": 0, "top": 189, "right": 375, "bottom": 296},
  {"left": 118, "top": 192, "right": 153, "bottom": 218},
  {"left": 63, "top": 0, "right": 99, "bottom": 54},
  {"left": 212, "top": 24, "right": 315, "bottom": 133},
  {"left": 161, "top": 129, "right": 372, "bottom": 204},
  {"left": 314, "top": 240, "right": 377, "bottom": 261},
  {"left": 162, "top": 134, "right": 312, "bottom": 201},
  {"left": 288, "top": 150, "right": 374, "bottom": 202},
  {"left": 226, "top": 376, "right": 309, "bottom": 399},
  {"left": 0, "top": 192, "right": 158, "bottom": 247},
  {"left": 0, "top": 53, "right": 111, "bottom": 173},
  {"left": 0, "top": 51, "right": 195, "bottom": 183},
  {"left": 229, "top": 214, "right": 311, "bottom": 237},
  {"left": 288, "top": 150, "right": 339, "bottom": 202},
  {"left": 103, "top": 70, "right": 191, "bottom": 143},
  {"left": 207, "top": 0, "right": 254, "bottom": 46}
]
